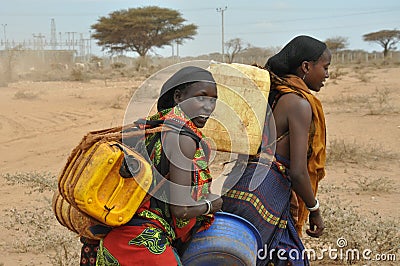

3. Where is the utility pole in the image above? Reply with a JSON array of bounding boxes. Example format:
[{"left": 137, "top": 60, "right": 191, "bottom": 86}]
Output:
[
  {"left": 79, "top": 33, "right": 84, "bottom": 57},
  {"left": 85, "top": 38, "right": 90, "bottom": 62},
  {"left": 50, "top": 18, "right": 57, "bottom": 50},
  {"left": 216, "top": 6, "right": 227, "bottom": 63},
  {"left": 59, "top": 32, "right": 62, "bottom": 50},
  {"left": 65, "top": 31, "right": 77, "bottom": 52},
  {"left": 71, "top": 32, "right": 77, "bottom": 53},
  {"left": 88, "top": 30, "right": 92, "bottom": 57},
  {"left": 1, "top": 23, "right": 7, "bottom": 49},
  {"left": 66, "top": 32, "right": 71, "bottom": 50},
  {"left": 33, "top": 33, "right": 45, "bottom": 50}
]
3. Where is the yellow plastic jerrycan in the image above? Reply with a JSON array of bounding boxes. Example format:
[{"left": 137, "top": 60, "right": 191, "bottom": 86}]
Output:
[
  {"left": 59, "top": 141, "right": 152, "bottom": 226},
  {"left": 203, "top": 63, "right": 270, "bottom": 155}
]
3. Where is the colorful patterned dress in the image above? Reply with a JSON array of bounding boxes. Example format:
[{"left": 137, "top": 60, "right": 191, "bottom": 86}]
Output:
[{"left": 95, "top": 106, "right": 214, "bottom": 266}]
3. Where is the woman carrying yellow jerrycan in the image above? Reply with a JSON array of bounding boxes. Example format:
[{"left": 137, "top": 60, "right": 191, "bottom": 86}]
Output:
[{"left": 91, "top": 66, "right": 223, "bottom": 266}]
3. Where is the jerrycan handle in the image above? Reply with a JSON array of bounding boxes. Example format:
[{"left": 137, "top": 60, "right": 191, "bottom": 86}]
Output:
[{"left": 112, "top": 143, "right": 142, "bottom": 178}]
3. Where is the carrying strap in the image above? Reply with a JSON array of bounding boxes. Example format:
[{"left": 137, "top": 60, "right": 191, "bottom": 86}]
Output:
[
  {"left": 264, "top": 89, "right": 290, "bottom": 148},
  {"left": 135, "top": 118, "right": 202, "bottom": 145}
]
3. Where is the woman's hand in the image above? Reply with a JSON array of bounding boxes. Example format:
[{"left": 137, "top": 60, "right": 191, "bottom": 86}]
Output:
[
  {"left": 306, "top": 209, "right": 324, "bottom": 237},
  {"left": 206, "top": 193, "right": 223, "bottom": 214}
]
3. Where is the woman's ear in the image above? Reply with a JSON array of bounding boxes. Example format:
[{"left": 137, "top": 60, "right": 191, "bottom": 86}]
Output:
[
  {"left": 173, "top": 89, "right": 182, "bottom": 105},
  {"left": 301, "top": 61, "right": 310, "bottom": 74}
]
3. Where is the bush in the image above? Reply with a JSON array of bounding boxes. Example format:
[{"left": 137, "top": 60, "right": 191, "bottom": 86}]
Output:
[
  {"left": 70, "top": 68, "right": 85, "bottom": 81},
  {"left": 111, "top": 62, "right": 126, "bottom": 69}
]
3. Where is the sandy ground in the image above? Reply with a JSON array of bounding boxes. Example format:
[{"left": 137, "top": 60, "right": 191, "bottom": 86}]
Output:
[{"left": 0, "top": 65, "right": 399, "bottom": 265}]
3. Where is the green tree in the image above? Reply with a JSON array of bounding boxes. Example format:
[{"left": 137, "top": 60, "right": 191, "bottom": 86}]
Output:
[
  {"left": 325, "top": 36, "right": 348, "bottom": 53},
  {"left": 91, "top": 6, "right": 197, "bottom": 59},
  {"left": 363, "top": 29, "right": 400, "bottom": 57}
]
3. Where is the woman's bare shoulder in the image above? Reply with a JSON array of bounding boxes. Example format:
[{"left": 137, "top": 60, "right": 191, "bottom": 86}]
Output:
[
  {"left": 278, "top": 93, "right": 311, "bottom": 113},
  {"left": 163, "top": 131, "right": 197, "bottom": 159}
]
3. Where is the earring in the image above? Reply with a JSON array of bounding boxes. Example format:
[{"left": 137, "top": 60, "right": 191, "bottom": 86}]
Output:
[{"left": 302, "top": 73, "right": 307, "bottom": 80}]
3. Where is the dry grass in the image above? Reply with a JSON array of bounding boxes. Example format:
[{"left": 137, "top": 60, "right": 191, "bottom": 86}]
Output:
[
  {"left": 326, "top": 138, "right": 396, "bottom": 166},
  {"left": 0, "top": 172, "right": 81, "bottom": 266},
  {"left": 70, "top": 68, "right": 87, "bottom": 82},
  {"left": 2, "top": 171, "right": 56, "bottom": 192},
  {"left": 109, "top": 88, "right": 134, "bottom": 109},
  {"left": 366, "top": 88, "right": 397, "bottom": 115},
  {"left": 328, "top": 65, "right": 348, "bottom": 81},
  {"left": 351, "top": 65, "right": 374, "bottom": 83},
  {"left": 9, "top": 62, "right": 156, "bottom": 83},
  {"left": 353, "top": 175, "right": 393, "bottom": 193},
  {"left": 13, "top": 90, "right": 39, "bottom": 100},
  {"left": 304, "top": 192, "right": 399, "bottom": 265},
  {"left": 3, "top": 206, "right": 80, "bottom": 264},
  {"left": 1, "top": 168, "right": 398, "bottom": 265},
  {"left": 322, "top": 87, "right": 398, "bottom": 115}
]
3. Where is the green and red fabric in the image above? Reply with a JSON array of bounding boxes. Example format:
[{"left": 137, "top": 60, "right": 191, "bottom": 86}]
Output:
[{"left": 96, "top": 106, "right": 214, "bottom": 265}]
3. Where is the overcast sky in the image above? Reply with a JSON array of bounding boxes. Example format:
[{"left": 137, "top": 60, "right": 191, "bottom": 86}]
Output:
[{"left": 1, "top": 0, "right": 399, "bottom": 57}]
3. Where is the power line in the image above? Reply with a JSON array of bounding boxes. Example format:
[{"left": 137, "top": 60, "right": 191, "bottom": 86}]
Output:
[
  {"left": 260, "top": 8, "right": 400, "bottom": 24},
  {"left": 195, "top": 8, "right": 400, "bottom": 28},
  {"left": 230, "top": 20, "right": 400, "bottom": 36},
  {"left": 192, "top": 17, "right": 400, "bottom": 38}
]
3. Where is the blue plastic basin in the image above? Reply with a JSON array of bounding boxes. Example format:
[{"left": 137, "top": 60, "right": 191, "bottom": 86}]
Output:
[{"left": 181, "top": 212, "right": 262, "bottom": 266}]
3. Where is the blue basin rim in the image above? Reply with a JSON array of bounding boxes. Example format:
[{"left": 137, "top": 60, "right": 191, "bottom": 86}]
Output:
[{"left": 213, "top": 211, "right": 263, "bottom": 249}]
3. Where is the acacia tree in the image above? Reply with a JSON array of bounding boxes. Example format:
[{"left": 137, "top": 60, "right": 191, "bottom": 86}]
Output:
[
  {"left": 91, "top": 6, "right": 197, "bottom": 59},
  {"left": 363, "top": 29, "right": 400, "bottom": 57},
  {"left": 325, "top": 36, "right": 348, "bottom": 53},
  {"left": 225, "top": 38, "right": 249, "bottom": 63}
]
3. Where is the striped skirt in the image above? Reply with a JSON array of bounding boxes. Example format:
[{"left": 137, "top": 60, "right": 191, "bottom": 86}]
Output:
[{"left": 222, "top": 155, "right": 309, "bottom": 266}]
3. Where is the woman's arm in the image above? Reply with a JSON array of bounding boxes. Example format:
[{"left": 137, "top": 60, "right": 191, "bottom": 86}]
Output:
[
  {"left": 286, "top": 95, "right": 324, "bottom": 237},
  {"left": 163, "top": 131, "right": 222, "bottom": 219}
]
